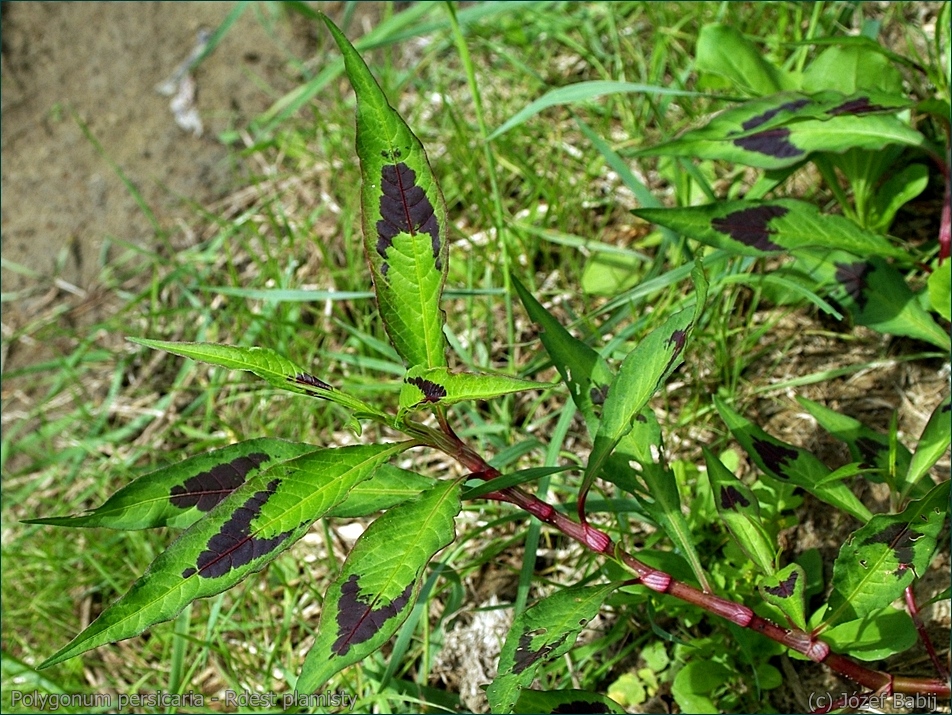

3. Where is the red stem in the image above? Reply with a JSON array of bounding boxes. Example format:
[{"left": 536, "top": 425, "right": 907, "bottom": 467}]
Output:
[{"left": 905, "top": 584, "right": 949, "bottom": 680}]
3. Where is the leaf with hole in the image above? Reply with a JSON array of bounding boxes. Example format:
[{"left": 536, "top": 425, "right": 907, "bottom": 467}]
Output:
[
  {"left": 487, "top": 582, "right": 618, "bottom": 714},
  {"left": 822, "top": 480, "right": 949, "bottom": 629}
]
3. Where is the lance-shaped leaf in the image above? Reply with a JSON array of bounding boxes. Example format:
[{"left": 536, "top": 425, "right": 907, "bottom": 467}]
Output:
[
  {"left": 821, "top": 480, "right": 949, "bottom": 629},
  {"left": 513, "top": 689, "right": 626, "bottom": 714},
  {"left": 632, "top": 199, "right": 909, "bottom": 262},
  {"left": 511, "top": 275, "right": 614, "bottom": 435},
  {"left": 130, "top": 338, "right": 384, "bottom": 417},
  {"left": 322, "top": 16, "right": 448, "bottom": 369},
  {"left": 796, "top": 397, "right": 913, "bottom": 489},
  {"left": 774, "top": 250, "right": 951, "bottom": 350},
  {"left": 695, "top": 24, "right": 792, "bottom": 94},
  {"left": 584, "top": 264, "right": 708, "bottom": 504},
  {"left": 487, "top": 582, "right": 617, "bottom": 714},
  {"left": 40, "top": 443, "right": 406, "bottom": 669},
  {"left": 714, "top": 396, "right": 872, "bottom": 522},
  {"left": 512, "top": 273, "right": 710, "bottom": 589},
  {"left": 24, "top": 439, "right": 317, "bottom": 531},
  {"left": 634, "top": 90, "right": 924, "bottom": 170},
  {"left": 326, "top": 465, "right": 435, "bottom": 519},
  {"left": 758, "top": 563, "right": 807, "bottom": 630},
  {"left": 902, "top": 394, "right": 951, "bottom": 498},
  {"left": 703, "top": 447, "right": 776, "bottom": 575},
  {"left": 819, "top": 606, "right": 917, "bottom": 661},
  {"left": 296, "top": 478, "right": 461, "bottom": 692},
  {"left": 398, "top": 365, "right": 553, "bottom": 414}
]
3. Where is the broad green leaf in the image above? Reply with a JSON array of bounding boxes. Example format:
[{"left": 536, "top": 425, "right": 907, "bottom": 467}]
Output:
[
  {"left": 130, "top": 338, "right": 383, "bottom": 416},
  {"left": 296, "top": 478, "right": 461, "bottom": 692},
  {"left": 24, "top": 439, "right": 317, "bottom": 530},
  {"left": 398, "top": 365, "right": 553, "bottom": 414},
  {"left": 40, "top": 443, "right": 406, "bottom": 668},
  {"left": 487, "top": 582, "right": 617, "bottom": 713},
  {"left": 794, "top": 252, "right": 951, "bottom": 350},
  {"left": 703, "top": 448, "right": 776, "bottom": 575},
  {"left": 635, "top": 91, "right": 924, "bottom": 170},
  {"left": 326, "top": 465, "right": 435, "bottom": 518},
  {"left": 671, "top": 660, "right": 732, "bottom": 714},
  {"left": 869, "top": 163, "right": 928, "bottom": 232},
  {"left": 513, "top": 689, "right": 626, "bottom": 714},
  {"left": 695, "top": 23, "right": 791, "bottom": 95},
  {"left": 902, "top": 394, "right": 951, "bottom": 500},
  {"left": 585, "top": 264, "right": 708, "bottom": 495},
  {"left": 323, "top": 16, "right": 448, "bottom": 369},
  {"left": 488, "top": 80, "right": 706, "bottom": 141},
  {"left": 802, "top": 44, "right": 904, "bottom": 95},
  {"left": 758, "top": 563, "right": 807, "bottom": 630},
  {"left": 928, "top": 260, "right": 951, "bottom": 321},
  {"left": 511, "top": 275, "right": 614, "bottom": 435},
  {"left": 714, "top": 396, "right": 872, "bottom": 522},
  {"left": 795, "top": 397, "right": 917, "bottom": 493},
  {"left": 632, "top": 199, "right": 909, "bottom": 262},
  {"left": 823, "top": 480, "right": 949, "bottom": 628},
  {"left": 820, "top": 607, "right": 917, "bottom": 661}
]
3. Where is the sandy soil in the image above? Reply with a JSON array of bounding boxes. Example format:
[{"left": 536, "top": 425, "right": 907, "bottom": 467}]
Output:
[{"left": 1, "top": 2, "right": 315, "bottom": 320}]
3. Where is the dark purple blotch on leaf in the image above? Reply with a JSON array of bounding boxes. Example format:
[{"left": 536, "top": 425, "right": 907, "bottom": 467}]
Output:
[
  {"left": 751, "top": 437, "right": 799, "bottom": 479},
  {"left": 289, "top": 372, "right": 333, "bottom": 398},
  {"left": 513, "top": 629, "right": 568, "bottom": 674},
  {"left": 720, "top": 485, "right": 751, "bottom": 511},
  {"left": 854, "top": 436, "right": 885, "bottom": 469},
  {"left": 860, "top": 522, "right": 918, "bottom": 577},
  {"left": 740, "top": 99, "right": 811, "bottom": 131},
  {"left": 763, "top": 570, "right": 799, "bottom": 598},
  {"left": 552, "top": 701, "right": 612, "bottom": 714},
  {"left": 375, "top": 162, "right": 442, "bottom": 275},
  {"left": 170, "top": 453, "right": 270, "bottom": 512},
  {"left": 590, "top": 383, "right": 609, "bottom": 406},
  {"left": 733, "top": 128, "right": 804, "bottom": 159},
  {"left": 406, "top": 376, "right": 447, "bottom": 402},
  {"left": 181, "top": 478, "right": 292, "bottom": 579},
  {"left": 711, "top": 205, "right": 788, "bottom": 252},
  {"left": 828, "top": 96, "right": 888, "bottom": 116},
  {"left": 332, "top": 573, "right": 414, "bottom": 656},
  {"left": 834, "top": 261, "right": 873, "bottom": 310}
]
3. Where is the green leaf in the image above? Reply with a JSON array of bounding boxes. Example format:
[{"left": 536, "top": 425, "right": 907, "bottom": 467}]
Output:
[
  {"left": 24, "top": 439, "right": 317, "bottom": 530},
  {"left": 398, "top": 366, "right": 553, "bottom": 414},
  {"left": 322, "top": 16, "right": 448, "bottom": 369},
  {"left": 796, "top": 396, "right": 914, "bottom": 491},
  {"left": 869, "top": 163, "right": 929, "bottom": 232},
  {"left": 511, "top": 275, "right": 615, "bottom": 436},
  {"left": 928, "top": 260, "right": 951, "bottom": 321},
  {"left": 632, "top": 199, "right": 909, "bottom": 261},
  {"left": 326, "top": 465, "right": 436, "bottom": 518},
  {"left": 802, "top": 44, "right": 904, "bottom": 94},
  {"left": 714, "top": 396, "right": 872, "bottom": 522},
  {"left": 129, "top": 338, "right": 382, "bottom": 416},
  {"left": 671, "top": 660, "right": 732, "bottom": 714},
  {"left": 758, "top": 563, "right": 807, "bottom": 630},
  {"left": 296, "top": 478, "right": 461, "bottom": 692},
  {"left": 40, "top": 443, "right": 407, "bottom": 668},
  {"left": 513, "top": 689, "right": 626, "bottom": 714},
  {"left": 584, "top": 264, "right": 708, "bottom": 496},
  {"left": 703, "top": 448, "right": 776, "bottom": 575},
  {"left": 488, "top": 80, "right": 706, "bottom": 141},
  {"left": 823, "top": 480, "right": 949, "bottom": 629},
  {"left": 820, "top": 607, "right": 917, "bottom": 661},
  {"left": 695, "top": 23, "right": 791, "bottom": 95},
  {"left": 902, "top": 394, "right": 951, "bottom": 499},
  {"left": 635, "top": 91, "right": 924, "bottom": 170},
  {"left": 487, "top": 582, "right": 617, "bottom": 713}
]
